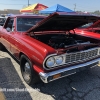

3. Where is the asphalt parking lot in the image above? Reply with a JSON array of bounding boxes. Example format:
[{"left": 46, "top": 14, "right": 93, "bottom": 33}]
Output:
[{"left": 0, "top": 50, "right": 100, "bottom": 100}]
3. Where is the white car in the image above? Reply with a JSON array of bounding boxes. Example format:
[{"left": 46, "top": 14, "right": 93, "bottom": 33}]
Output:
[{"left": 0, "top": 16, "right": 6, "bottom": 26}]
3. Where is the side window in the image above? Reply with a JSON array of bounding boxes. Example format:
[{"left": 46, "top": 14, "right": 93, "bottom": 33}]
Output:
[{"left": 6, "top": 18, "right": 14, "bottom": 31}]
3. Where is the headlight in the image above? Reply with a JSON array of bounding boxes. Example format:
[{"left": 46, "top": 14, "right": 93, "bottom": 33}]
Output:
[
  {"left": 46, "top": 57, "right": 55, "bottom": 67},
  {"left": 45, "top": 55, "right": 65, "bottom": 68},
  {"left": 55, "top": 56, "right": 63, "bottom": 65}
]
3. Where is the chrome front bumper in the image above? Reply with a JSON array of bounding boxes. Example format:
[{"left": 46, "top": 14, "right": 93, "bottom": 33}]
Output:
[{"left": 39, "top": 58, "right": 100, "bottom": 83}]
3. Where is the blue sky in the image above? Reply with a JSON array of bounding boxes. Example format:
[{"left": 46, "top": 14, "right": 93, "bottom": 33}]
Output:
[{"left": 0, "top": 0, "right": 99, "bottom": 12}]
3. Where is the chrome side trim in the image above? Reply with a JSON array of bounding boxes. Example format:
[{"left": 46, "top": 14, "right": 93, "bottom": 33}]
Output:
[{"left": 40, "top": 58, "right": 100, "bottom": 83}]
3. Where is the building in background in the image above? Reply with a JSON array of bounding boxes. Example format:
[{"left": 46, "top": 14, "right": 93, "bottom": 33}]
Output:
[{"left": 0, "top": 9, "right": 20, "bottom": 15}]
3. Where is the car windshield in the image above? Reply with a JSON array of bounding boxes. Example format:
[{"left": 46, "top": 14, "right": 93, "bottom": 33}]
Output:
[
  {"left": 78, "top": 22, "right": 93, "bottom": 29},
  {"left": 17, "top": 17, "right": 44, "bottom": 31}
]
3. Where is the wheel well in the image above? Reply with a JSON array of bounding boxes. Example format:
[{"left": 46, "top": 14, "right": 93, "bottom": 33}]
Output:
[
  {"left": 19, "top": 52, "right": 29, "bottom": 60},
  {"left": 19, "top": 52, "right": 32, "bottom": 64},
  {"left": 19, "top": 52, "right": 24, "bottom": 59}
]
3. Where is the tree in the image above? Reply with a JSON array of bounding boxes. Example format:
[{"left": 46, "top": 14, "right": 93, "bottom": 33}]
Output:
[{"left": 92, "top": 10, "right": 100, "bottom": 15}]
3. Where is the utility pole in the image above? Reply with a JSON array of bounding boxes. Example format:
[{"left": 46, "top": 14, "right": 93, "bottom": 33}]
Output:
[
  {"left": 74, "top": 4, "right": 76, "bottom": 11},
  {"left": 28, "top": 0, "right": 29, "bottom": 6}
]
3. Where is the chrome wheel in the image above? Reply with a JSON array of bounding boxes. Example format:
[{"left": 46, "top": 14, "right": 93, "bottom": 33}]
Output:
[
  {"left": 20, "top": 55, "right": 40, "bottom": 85},
  {"left": 23, "top": 62, "right": 31, "bottom": 82}
]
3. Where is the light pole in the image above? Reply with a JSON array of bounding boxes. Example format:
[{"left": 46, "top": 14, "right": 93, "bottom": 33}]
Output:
[
  {"left": 74, "top": 4, "right": 76, "bottom": 11},
  {"left": 28, "top": 0, "right": 29, "bottom": 6}
]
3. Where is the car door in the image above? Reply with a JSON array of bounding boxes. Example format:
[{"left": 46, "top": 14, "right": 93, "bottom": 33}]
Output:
[
  {"left": 1, "top": 18, "right": 14, "bottom": 52},
  {"left": 7, "top": 18, "right": 20, "bottom": 58}
]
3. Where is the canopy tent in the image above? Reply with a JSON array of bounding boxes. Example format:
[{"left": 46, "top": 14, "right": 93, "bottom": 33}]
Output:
[
  {"left": 39, "top": 4, "right": 75, "bottom": 14},
  {"left": 20, "top": 3, "right": 48, "bottom": 13}
]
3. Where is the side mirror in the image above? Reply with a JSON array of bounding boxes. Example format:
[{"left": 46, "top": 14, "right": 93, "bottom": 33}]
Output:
[{"left": 6, "top": 27, "right": 11, "bottom": 32}]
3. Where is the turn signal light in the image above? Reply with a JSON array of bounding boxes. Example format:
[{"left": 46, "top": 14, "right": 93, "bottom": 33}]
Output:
[{"left": 53, "top": 74, "right": 61, "bottom": 79}]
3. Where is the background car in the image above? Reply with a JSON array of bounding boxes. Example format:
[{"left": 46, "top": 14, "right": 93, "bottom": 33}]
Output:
[
  {"left": 74, "top": 20, "right": 100, "bottom": 39},
  {"left": 0, "top": 16, "right": 7, "bottom": 26}
]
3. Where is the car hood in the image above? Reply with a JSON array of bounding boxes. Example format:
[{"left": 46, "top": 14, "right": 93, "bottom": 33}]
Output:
[{"left": 27, "top": 12, "right": 99, "bottom": 33}]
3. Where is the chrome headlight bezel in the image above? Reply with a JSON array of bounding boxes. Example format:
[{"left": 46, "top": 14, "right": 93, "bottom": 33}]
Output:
[{"left": 45, "top": 55, "right": 65, "bottom": 68}]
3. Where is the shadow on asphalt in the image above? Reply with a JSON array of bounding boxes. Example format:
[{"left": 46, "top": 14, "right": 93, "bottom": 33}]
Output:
[
  {"left": 32, "top": 67, "right": 100, "bottom": 100},
  {"left": 0, "top": 58, "right": 32, "bottom": 100}
]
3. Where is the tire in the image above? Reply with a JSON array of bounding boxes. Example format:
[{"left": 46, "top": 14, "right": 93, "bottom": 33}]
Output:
[
  {"left": 0, "top": 42, "right": 4, "bottom": 50},
  {"left": 20, "top": 55, "right": 40, "bottom": 85}
]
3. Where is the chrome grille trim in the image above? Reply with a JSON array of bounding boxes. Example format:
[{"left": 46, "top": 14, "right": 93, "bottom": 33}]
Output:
[
  {"left": 65, "top": 48, "right": 99, "bottom": 64},
  {"left": 43, "top": 47, "right": 100, "bottom": 70}
]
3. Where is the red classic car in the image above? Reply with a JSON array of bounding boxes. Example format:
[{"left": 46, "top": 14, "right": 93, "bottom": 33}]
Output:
[
  {"left": 74, "top": 20, "right": 100, "bottom": 39},
  {"left": 0, "top": 13, "right": 100, "bottom": 85}
]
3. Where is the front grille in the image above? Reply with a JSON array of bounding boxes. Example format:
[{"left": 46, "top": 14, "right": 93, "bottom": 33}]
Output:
[{"left": 66, "top": 48, "right": 99, "bottom": 64}]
